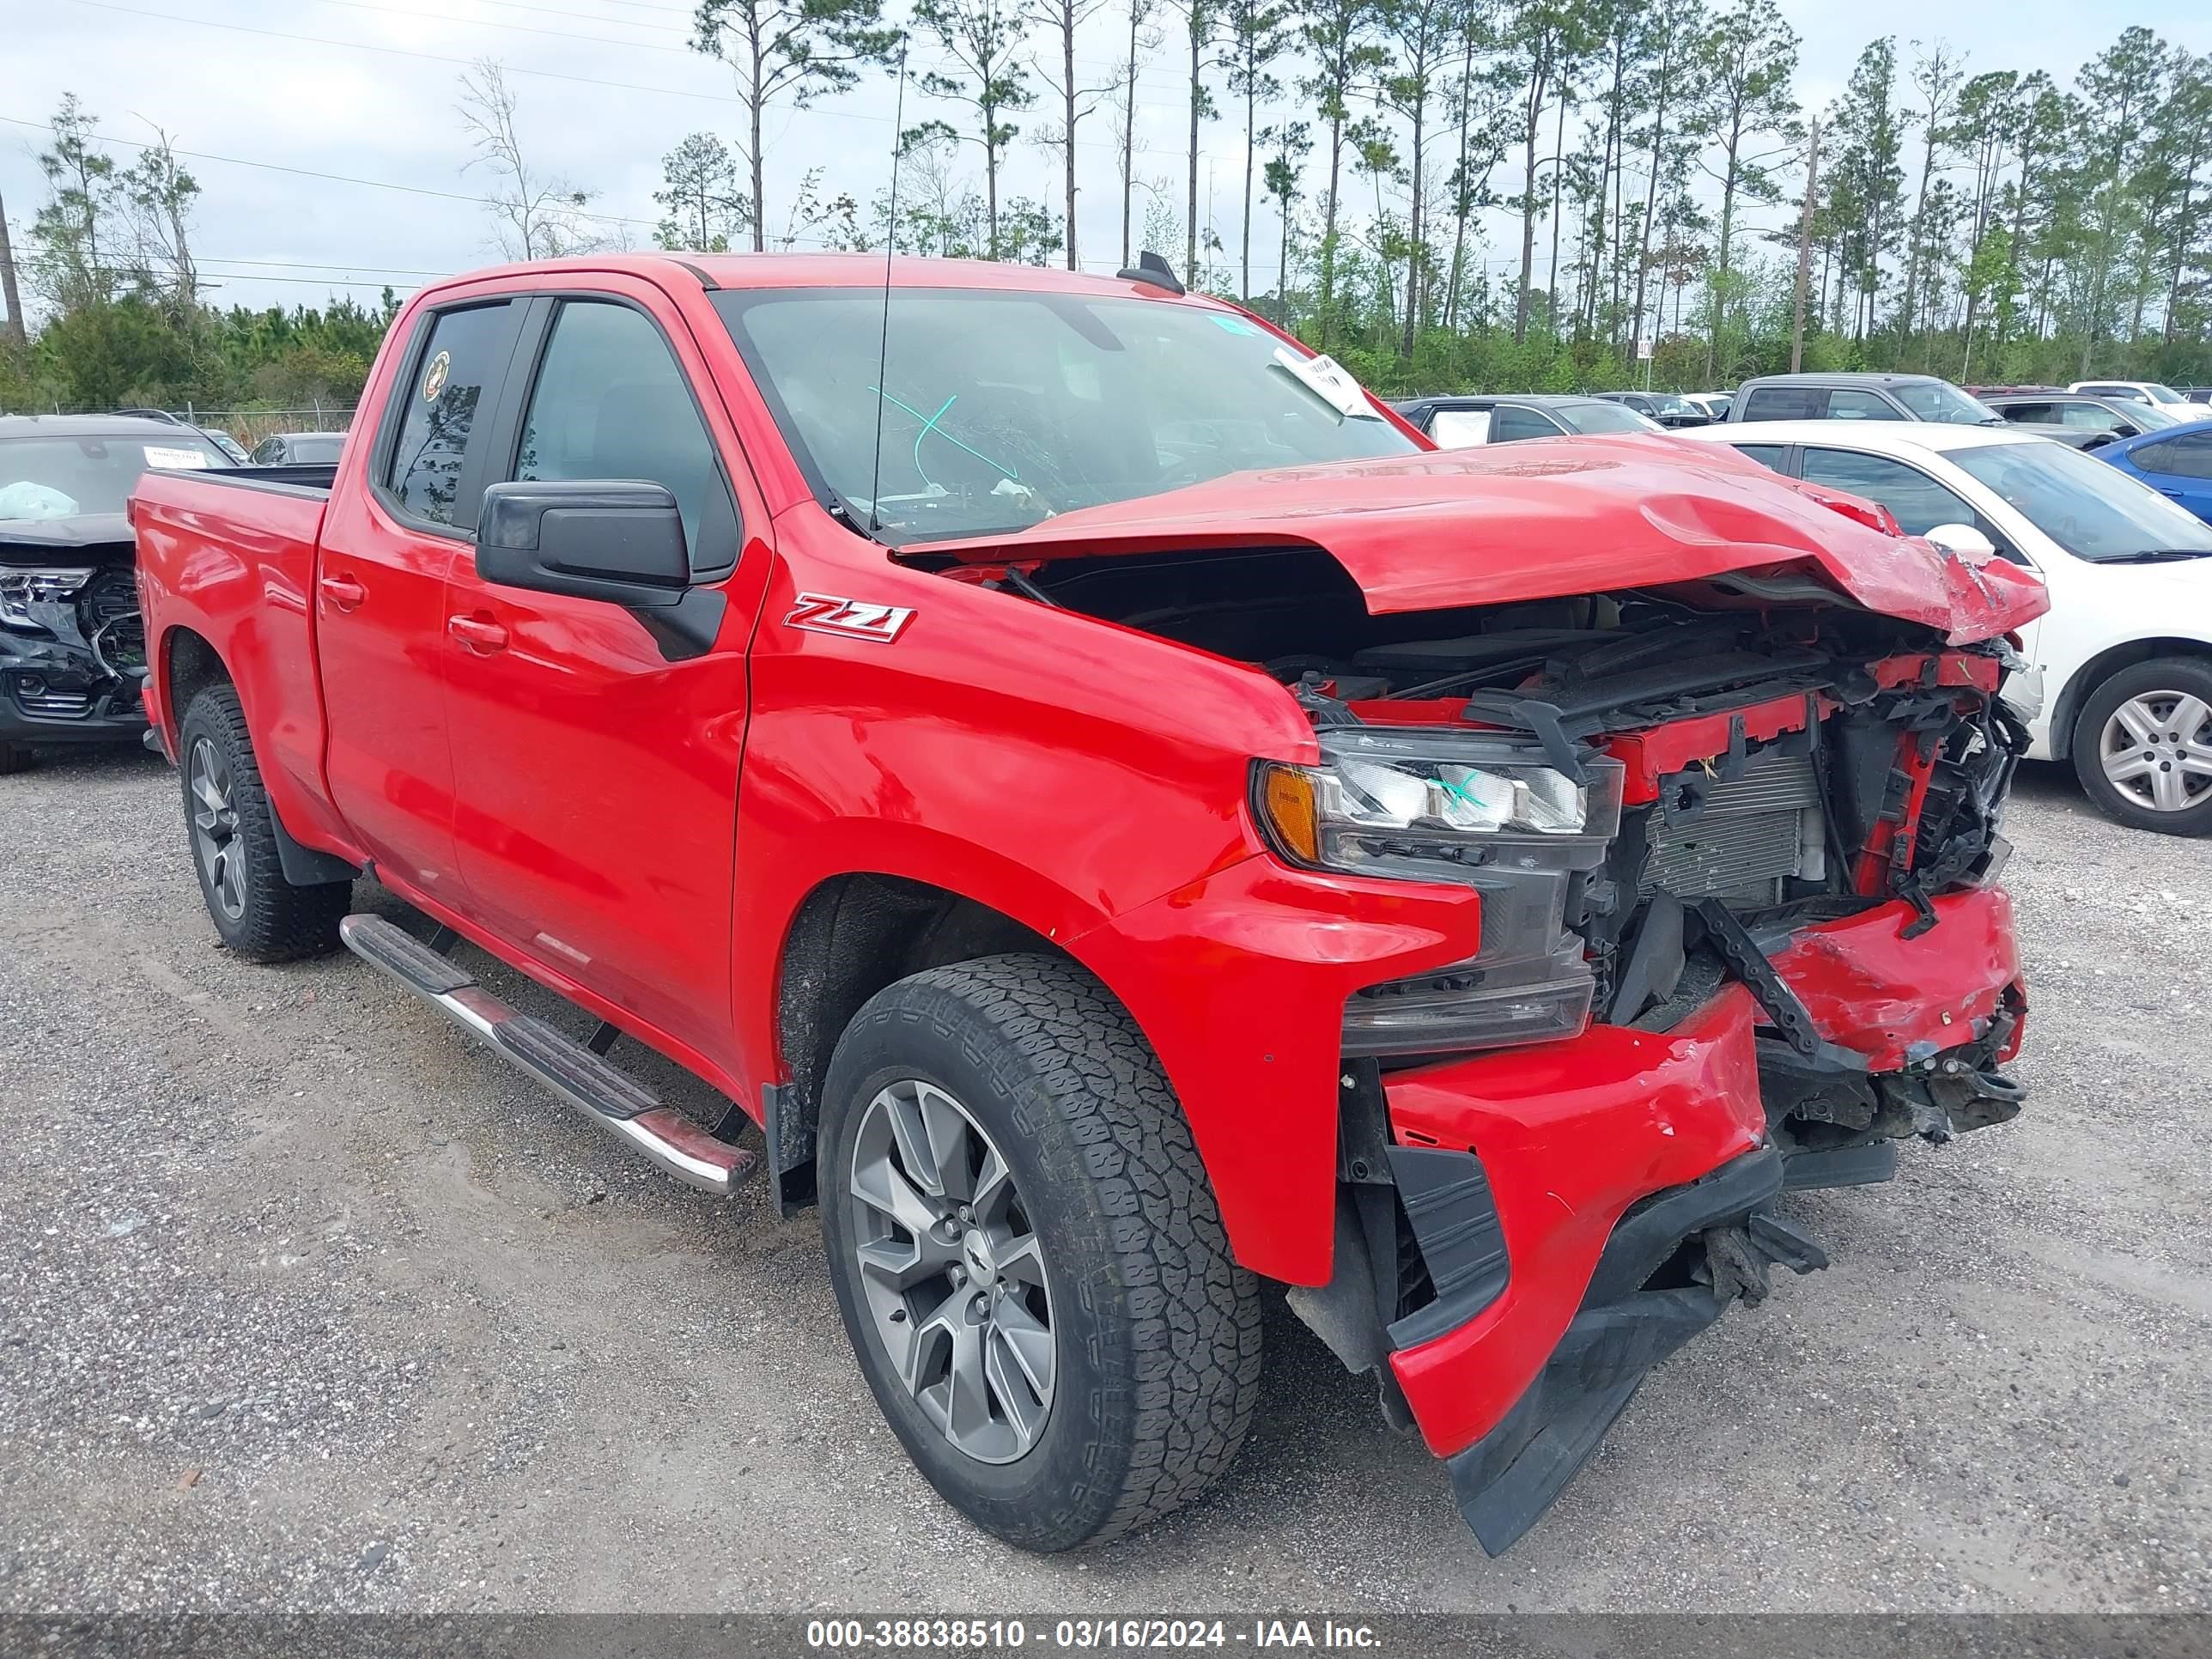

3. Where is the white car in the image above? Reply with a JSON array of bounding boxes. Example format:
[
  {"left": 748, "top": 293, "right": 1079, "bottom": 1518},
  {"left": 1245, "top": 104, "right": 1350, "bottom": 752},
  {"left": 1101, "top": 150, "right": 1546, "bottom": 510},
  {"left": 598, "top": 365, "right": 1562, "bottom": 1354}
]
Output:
[
  {"left": 1681, "top": 392, "right": 1734, "bottom": 421},
  {"left": 1678, "top": 420, "right": 2212, "bottom": 835},
  {"left": 2069, "top": 380, "right": 2192, "bottom": 408}
]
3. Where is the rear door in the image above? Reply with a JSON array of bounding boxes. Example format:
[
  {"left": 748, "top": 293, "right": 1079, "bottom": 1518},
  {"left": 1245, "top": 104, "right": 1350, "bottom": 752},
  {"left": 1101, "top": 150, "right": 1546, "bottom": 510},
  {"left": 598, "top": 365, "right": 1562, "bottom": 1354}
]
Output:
[
  {"left": 2125, "top": 430, "right": 2212, "bottom": 525},
  {"left": 438, "top": 283, "right": 757, "bottom": 1065},
  {"left": 314, "top": 296, "right": 522, "bottom": 896}
]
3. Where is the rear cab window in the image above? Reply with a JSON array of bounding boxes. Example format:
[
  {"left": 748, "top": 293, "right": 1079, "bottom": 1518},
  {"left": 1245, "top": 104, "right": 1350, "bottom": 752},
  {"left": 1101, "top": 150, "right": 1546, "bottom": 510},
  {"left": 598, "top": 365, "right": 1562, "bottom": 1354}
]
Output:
[{"left": 379, "top": 301, "right": 519, "bottom": 530}]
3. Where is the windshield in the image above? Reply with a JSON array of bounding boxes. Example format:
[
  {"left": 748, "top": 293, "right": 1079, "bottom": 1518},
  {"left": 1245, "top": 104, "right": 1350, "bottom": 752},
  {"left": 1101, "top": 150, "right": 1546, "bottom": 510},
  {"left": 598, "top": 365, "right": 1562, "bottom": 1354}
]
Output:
[
  {"left": 1647, "top": 394, "right": 1698, "bottom": 417},
  {"left": 712, "top": 287, "right": 1419, "bottom": 543},
  {"left": 2142, "top": 384, "right": 2188, "bottom": 404},
  {"left": 2126, "top": 401, "right": 2184, "bottom": 430},
  {"left": 1557, "top": 401, "right": 1660, "bottom": 434},
  {"left": 0, "top": 433, "right": 228, "bottom": 520},
  {"left": 1950, "top": 439, "right": 2212, "bottom": 562},
  {"left": 1892, "top": 381, "right": 2000, "bottom": 425}
]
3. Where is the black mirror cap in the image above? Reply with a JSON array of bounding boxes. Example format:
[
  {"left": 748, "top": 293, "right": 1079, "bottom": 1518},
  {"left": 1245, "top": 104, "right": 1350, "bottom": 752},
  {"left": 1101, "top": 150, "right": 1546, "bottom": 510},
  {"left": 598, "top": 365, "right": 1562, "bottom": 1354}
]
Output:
[{"left": 476, "top": 479, "right": 690, "bottom": 607}]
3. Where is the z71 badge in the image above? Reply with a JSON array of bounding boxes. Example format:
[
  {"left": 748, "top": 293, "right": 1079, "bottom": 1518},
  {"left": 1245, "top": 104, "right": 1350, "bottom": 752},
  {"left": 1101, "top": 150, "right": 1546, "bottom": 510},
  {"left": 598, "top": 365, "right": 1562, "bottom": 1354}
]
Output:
[{"left": 784, "top": 592, "right": 916, "bottom": 644}]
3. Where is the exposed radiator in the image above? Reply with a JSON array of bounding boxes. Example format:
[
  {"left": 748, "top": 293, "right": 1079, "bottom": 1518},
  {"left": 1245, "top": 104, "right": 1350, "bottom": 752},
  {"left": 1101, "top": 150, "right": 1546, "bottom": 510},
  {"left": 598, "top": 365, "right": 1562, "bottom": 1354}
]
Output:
[{"left": 1642, "top": 749, "right": 1823, "bottom": 907}]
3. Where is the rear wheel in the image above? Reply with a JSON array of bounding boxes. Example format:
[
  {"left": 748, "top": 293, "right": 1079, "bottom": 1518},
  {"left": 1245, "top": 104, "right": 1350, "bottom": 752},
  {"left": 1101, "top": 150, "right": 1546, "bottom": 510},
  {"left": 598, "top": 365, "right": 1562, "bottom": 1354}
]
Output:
[
  {"left": 0, "top": 740, "right": 29, "bottom": 775},
  {"left": 819, "top": 954, "right": 1263, "bottom": 1550},
  {"left": 2072, "top": 657, "right": 2212, "bottom": 836},
  {"left": 178, "top": 683, "right": 353, "bottom": 959}
]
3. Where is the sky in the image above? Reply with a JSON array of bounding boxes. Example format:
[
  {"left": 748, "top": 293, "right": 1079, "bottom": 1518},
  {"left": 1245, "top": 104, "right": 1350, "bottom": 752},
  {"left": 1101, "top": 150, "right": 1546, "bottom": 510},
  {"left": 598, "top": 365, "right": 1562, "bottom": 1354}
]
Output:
[{"left": 4, "top": 0, "right": 2210, "bottom": 326}]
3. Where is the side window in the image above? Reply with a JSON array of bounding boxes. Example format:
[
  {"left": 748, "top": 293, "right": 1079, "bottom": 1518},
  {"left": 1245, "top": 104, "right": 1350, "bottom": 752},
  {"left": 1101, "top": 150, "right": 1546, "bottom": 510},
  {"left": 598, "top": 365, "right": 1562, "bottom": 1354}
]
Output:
[
  {"left": 1728, "top": 442, "right": 1789, "bottom": 471},
  {"left": 1741, "top": 386, "right": 1823, "bottom": 421},
  {"left": 2001, "top": 402, "right": 2056, "bottom": 425},
  {"left": 2131, "top": 432, "right": 2212, "bottom": 480},
  {"left": 383, "top": 301, "right": 514, "bottom": 526},
  {"left": 1799, "top": 447, "right": 1976, "bottom": 536},
  {"left": 512, "top": 300, "right": 732, "bottom": 563},
  {"left": 2060, "top": 401, "right": 2122, "bottom": 431},
  {"left": 1427, "top": 408, "right": 1492, "bottom": 447},
  {"left": 1826, "top": 389, "right": 1905, "bottom": 421},
  {"left": 251, "top": 437, "right": 280, "bottom": 464},
  {"left": 1491, "top": 404, "right": 1561, "bottom": 443}
]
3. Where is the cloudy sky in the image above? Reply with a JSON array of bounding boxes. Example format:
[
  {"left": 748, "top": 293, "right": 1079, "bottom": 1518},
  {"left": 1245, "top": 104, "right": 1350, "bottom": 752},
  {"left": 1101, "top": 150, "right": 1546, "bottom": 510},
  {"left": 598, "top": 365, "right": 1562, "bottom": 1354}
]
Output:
[{"left": 5, "top": 0, "right": 2210, "bottom": 319}]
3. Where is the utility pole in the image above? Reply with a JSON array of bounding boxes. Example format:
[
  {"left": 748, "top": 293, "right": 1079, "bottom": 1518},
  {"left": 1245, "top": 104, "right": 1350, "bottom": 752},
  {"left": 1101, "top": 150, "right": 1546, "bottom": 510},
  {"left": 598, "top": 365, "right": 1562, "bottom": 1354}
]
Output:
[
  {"left": 1789, "top": 117, "right": 1820, "bottom": 375},
  {"left": 0, "top": 188, "right": 27, "bottom": 349}
]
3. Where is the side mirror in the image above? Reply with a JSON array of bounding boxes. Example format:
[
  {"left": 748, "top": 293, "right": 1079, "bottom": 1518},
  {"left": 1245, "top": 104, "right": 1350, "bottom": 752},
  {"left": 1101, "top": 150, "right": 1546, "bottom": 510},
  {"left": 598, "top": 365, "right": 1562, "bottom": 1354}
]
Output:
[
  {"left": 1925, "top": 522, "right": 1998, "bottom": 559},
  {"left": 476, "top": 479, "right": 690, "bottom": 607}
]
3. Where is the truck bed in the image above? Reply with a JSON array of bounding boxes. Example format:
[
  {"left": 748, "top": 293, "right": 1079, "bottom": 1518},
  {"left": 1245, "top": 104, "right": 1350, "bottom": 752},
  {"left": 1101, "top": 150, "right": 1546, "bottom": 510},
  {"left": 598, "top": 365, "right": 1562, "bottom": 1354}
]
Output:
[{"left": 131, "top": 463, "right": 352, "bottom": 861}]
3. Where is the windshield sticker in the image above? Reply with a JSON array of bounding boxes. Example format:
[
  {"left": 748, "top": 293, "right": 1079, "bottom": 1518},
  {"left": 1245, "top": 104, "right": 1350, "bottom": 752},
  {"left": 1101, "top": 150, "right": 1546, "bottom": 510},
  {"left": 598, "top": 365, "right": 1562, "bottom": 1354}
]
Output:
[
  {"left": 1211, "top": 315, "right": 1263, "bottom": 337},
  {"left": 143, "top": 446, "right": 211, "bottom": 470},
  {"left": 422, "top": 349, "right": 452, "bottom": 403},
  {"left": 1272, "top": 347, "right": 1376, "bottom": 419}
]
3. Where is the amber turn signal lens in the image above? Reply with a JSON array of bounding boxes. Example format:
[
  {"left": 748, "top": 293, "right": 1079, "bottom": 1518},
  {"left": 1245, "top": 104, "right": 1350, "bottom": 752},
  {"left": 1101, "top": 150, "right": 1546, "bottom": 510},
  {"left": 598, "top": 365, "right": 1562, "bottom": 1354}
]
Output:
[{"left": 1258, "top": 764, "right": 1321, "bottom": 865}]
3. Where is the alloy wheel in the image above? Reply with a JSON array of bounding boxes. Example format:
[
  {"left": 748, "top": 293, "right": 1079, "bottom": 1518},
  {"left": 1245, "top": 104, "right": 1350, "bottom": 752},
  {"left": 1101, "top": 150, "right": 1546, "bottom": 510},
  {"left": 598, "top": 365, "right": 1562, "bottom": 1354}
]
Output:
[
  {"left": 188, "top": 736, "right": 247, "bottom": 921},
  {"left": 846, "top": 1078, "right": 1055, "bottom": 1465},
  {"left": 2100, "top": 690, "right": 2212, "bottom": 814}
]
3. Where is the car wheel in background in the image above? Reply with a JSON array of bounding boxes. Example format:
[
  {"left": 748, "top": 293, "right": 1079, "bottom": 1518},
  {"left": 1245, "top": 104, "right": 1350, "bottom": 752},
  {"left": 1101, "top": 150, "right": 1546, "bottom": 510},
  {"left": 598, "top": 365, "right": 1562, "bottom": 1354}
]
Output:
[
  {"left": 177, "top": 683, "right": 354, "bottom": 958},
  {"left": 2072, "top": 656, "right": 2212, "bottom": 836},
  {"left": 818, "top": 953, "right": 1263, "bottom": 1551},
  {"left": 0, "top": 740, "right": 29, "bottom": 775}
]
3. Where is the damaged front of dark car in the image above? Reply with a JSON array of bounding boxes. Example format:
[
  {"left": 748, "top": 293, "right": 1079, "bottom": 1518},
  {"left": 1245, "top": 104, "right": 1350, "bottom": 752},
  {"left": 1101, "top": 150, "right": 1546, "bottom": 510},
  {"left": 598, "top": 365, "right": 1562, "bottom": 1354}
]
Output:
[{"left": 0, "top": 415, "right": 233, "bottom": 774}]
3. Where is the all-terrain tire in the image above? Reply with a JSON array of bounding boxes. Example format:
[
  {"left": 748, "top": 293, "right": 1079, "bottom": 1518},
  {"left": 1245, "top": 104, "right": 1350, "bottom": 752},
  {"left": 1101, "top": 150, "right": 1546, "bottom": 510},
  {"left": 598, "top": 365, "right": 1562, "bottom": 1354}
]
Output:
[
  {"left": 178, "top": 683, "right": 353, "bottom": 960},
  {"left": 0, "top": 740, "right": 29, "bottom": 775},
  {"left": 819, "top": 953, "right": 1264, "bottom": 1551},
  {"left": 2071, "top": 655, "right": 2212, "bottom": 837}
]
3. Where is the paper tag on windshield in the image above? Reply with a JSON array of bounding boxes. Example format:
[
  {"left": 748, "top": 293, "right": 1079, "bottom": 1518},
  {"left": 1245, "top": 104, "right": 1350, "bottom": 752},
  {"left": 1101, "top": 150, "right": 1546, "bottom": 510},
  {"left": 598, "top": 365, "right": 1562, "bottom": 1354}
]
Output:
[
  {"left": 144, "top": 445, "right": 210, "bottom": 470},
  {"left": 1273, "top": 347, "right": 1374, "bottom": 419}
]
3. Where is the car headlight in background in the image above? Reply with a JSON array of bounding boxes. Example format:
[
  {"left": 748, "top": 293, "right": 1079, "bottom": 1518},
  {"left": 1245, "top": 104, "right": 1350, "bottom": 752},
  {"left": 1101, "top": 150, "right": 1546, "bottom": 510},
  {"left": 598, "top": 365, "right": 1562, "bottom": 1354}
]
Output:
[
  {"left": 0, "top": 567, "right": 94, "bottom": 630},
  {"left": 1255, "top": 730, "right": 1626, "bottom": 1057}
]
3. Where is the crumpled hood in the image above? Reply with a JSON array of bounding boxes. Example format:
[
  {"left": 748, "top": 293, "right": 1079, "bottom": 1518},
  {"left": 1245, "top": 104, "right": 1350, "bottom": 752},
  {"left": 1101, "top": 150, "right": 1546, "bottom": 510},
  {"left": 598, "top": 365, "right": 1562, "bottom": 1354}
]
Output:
[
  {"left": 924, "top": 436, "right": 2050, "bottom": 645},
  {"left": 0, "top": 512, "right": 136, "bottom": 563}
]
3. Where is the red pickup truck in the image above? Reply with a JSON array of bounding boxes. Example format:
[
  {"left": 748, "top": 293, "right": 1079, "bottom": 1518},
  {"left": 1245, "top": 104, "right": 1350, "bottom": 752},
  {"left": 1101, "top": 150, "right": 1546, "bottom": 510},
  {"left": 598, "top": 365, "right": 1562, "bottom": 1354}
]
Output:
[{"left": 131, "top": 252, "right": 2046, "bottom": 1556}]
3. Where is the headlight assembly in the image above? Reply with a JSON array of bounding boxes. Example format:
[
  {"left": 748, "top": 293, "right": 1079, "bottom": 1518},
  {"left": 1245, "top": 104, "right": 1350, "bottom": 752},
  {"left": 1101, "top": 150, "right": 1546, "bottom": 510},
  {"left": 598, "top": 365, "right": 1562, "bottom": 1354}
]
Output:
[
  {"left": 1255, "top": 730, "right": 1626, "bottom": 1056},
  {"left": 0, "top": 567, "right": 94, "bottom": 630}
]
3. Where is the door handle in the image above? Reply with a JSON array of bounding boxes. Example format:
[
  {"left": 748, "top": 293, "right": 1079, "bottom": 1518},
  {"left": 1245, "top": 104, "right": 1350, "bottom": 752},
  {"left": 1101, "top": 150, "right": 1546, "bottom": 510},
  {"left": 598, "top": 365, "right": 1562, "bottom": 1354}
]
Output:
[
  {"left": 447, "top": 614, "right": 510, "bottom": 653},
  {"left": 319, "top": 574, "right": 367, "bottom": 611}
]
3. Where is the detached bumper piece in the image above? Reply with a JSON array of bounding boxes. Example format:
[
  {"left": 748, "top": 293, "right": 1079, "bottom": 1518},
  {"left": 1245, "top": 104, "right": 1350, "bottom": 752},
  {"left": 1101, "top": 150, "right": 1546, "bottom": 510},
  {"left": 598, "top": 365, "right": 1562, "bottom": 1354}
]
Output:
[
  {"left": 338, "top": 914, "right": 757, "bottom": 1194},
  {"left": 1444, "top": 1145, "right": 1824, "bottom": 1556}
]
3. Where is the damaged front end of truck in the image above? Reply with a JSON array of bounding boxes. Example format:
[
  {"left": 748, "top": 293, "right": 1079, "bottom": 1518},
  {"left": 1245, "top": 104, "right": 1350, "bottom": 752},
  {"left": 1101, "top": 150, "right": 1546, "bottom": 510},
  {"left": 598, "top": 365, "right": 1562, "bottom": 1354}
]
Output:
[{"left": 927, "top": 439, "right": 2047, "bottom": 1553}]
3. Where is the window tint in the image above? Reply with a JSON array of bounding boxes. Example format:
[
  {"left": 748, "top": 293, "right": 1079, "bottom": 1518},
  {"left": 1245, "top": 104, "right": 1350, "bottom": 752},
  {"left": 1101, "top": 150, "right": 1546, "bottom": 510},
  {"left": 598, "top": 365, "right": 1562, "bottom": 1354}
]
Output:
[
  {"left": 1728, "top": 443, "right": 1788, "bottom": 471},
  {"left": 1799, "top": 447, "right": 1974, "bottom": 536},
  {"left": 1491, "top": 404, "right": 1563, "bottom": 442},
  {"left": 1741, "top": 386, "right": 1823, "bottom": 421},
  {"left": 2131, "top": 432, "right": 2212, "bottom": 481},
  {"left": 513, "top": 300, "right": 728, "bottom": 557},
  {"left": 384, "top": 301, "right": 513, "bottom": 526},
  {"left": 1555, "top": 400, "right": 1656, "bottom": 433},
  {"left": 1427, "top": 408, "right": 1492, "bottom": 447},
  {"left": 1826, "top": 389, "right": 1905, "bottom": 421},
  {"left": 251, "top": 437, "right": 282, "bottom": 464}
]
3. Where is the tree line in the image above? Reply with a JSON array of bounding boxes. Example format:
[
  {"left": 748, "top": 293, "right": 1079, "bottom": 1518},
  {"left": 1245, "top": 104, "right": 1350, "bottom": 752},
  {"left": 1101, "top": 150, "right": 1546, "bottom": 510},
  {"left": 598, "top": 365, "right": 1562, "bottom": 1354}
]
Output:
[{"left": 5, "top": 3, "right": 2210, "bottom": 413}]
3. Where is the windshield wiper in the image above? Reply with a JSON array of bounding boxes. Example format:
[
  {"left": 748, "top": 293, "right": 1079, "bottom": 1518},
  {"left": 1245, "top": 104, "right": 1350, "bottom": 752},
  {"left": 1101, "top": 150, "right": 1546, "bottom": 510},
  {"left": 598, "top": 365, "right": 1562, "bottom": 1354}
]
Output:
[{"left": 2099, "top": 548, "right": 2212, "bottom": 563}]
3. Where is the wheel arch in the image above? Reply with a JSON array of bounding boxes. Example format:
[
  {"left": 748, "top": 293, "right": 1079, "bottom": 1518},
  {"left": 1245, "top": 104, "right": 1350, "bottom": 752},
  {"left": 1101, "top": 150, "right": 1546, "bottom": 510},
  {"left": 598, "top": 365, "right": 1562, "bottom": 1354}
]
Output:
[
  {"left": 2050, "top": 635, "right": 2212, "bottom": 760},
  {"left": 158, "top": 623, "right": 231, "bottom": 746},
  {"left": 766, "top": 870, "right": 1103, "bottom": 1212}
]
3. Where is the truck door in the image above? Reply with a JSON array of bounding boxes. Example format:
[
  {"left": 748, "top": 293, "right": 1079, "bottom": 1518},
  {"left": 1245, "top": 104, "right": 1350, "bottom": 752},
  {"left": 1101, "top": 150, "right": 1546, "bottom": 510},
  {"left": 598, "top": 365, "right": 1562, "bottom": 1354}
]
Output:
[
  {"left": 439, "top": 289, "right": 754, "bottom": 1069},
  {"left": 315, "top": 297, "right": 522, "bottom": 897}
]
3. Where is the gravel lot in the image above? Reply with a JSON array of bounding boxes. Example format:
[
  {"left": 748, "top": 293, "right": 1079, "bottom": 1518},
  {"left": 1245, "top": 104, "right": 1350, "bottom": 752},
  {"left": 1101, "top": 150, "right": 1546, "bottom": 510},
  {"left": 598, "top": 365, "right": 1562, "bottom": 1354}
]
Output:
[{"left": 0, "top": 745, "right": 2207, "bottom": 1615}]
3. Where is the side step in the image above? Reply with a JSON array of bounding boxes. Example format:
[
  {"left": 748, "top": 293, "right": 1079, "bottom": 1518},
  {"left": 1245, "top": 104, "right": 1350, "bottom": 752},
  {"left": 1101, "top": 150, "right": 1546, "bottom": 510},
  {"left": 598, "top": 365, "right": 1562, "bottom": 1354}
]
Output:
[{"left": 337, "top": 914, "right": 757, "bottom": 1195}]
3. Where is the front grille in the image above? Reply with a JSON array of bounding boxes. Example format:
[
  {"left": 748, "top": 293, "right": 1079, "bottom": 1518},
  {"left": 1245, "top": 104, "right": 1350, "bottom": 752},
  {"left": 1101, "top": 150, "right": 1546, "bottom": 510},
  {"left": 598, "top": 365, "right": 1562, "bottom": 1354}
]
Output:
[
  {"left": 79, "top": 569, "right": 145, "bottom": 676},
  {"left": 1643, "top": 749, "right": 1821, "bottom": 906}
]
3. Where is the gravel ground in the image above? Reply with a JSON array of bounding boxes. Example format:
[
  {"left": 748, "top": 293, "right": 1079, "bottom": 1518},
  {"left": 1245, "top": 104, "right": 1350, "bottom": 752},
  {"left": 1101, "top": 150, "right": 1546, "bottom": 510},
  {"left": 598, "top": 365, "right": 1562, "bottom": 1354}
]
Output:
[{"left": 0, "top": 746, "right": 2206, "bottom": 1615}]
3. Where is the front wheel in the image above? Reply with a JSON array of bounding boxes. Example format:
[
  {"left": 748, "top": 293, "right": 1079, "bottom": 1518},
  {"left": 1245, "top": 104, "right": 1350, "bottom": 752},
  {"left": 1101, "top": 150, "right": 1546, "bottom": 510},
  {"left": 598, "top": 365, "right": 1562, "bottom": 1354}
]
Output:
[
  {"left": 2071, "top": 657, "right": 2212, "bottom": 836},
  {"left": 177, "top": 683, "right": 353, "bottom": 959},
  {"left": 0, "top": 740, "right": 28, "bottom": 775},
  {"left": 819, "top": 955, "right": 1263, "bottom": 1551}
]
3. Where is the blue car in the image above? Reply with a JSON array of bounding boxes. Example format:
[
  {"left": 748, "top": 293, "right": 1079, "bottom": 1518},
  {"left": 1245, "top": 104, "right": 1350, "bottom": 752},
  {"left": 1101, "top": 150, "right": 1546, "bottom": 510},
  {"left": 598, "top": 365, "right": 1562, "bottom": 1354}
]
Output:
[{"left": 2096, "top": 416, "right": 2212, "bottom": 525}]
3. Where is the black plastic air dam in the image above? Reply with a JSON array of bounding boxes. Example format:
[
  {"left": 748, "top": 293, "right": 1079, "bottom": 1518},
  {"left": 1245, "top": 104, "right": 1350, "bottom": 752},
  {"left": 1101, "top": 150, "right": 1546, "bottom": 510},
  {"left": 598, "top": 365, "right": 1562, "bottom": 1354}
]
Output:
[{"left": 1444, "top": 1145, "right": 1786, "bottom": 1556}]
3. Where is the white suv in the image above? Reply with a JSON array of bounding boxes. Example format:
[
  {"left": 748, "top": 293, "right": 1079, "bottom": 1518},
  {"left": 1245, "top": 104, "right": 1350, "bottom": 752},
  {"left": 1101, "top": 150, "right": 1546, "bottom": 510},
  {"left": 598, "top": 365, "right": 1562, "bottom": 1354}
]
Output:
[
  {"left": 2069, "top": 380, "right": 2192, "bottom": 407},
  {"left": 1679, "top": 420, "right": 2212, "bottom": 835}
]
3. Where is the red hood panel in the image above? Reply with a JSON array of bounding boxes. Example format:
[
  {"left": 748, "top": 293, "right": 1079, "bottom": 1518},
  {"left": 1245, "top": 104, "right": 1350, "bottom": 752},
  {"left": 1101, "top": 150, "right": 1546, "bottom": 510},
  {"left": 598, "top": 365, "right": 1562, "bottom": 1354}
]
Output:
[{"left": 926, "top": 437, "right": 2049, "bottom": 645}]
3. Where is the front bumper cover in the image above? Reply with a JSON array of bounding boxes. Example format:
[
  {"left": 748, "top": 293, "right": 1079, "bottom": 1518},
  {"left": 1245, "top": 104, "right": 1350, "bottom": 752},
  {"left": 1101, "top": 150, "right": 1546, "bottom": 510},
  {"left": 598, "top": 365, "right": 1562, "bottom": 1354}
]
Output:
[{"left": 1377, "top": 883, "right": 2026, "bottom": 1554}]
